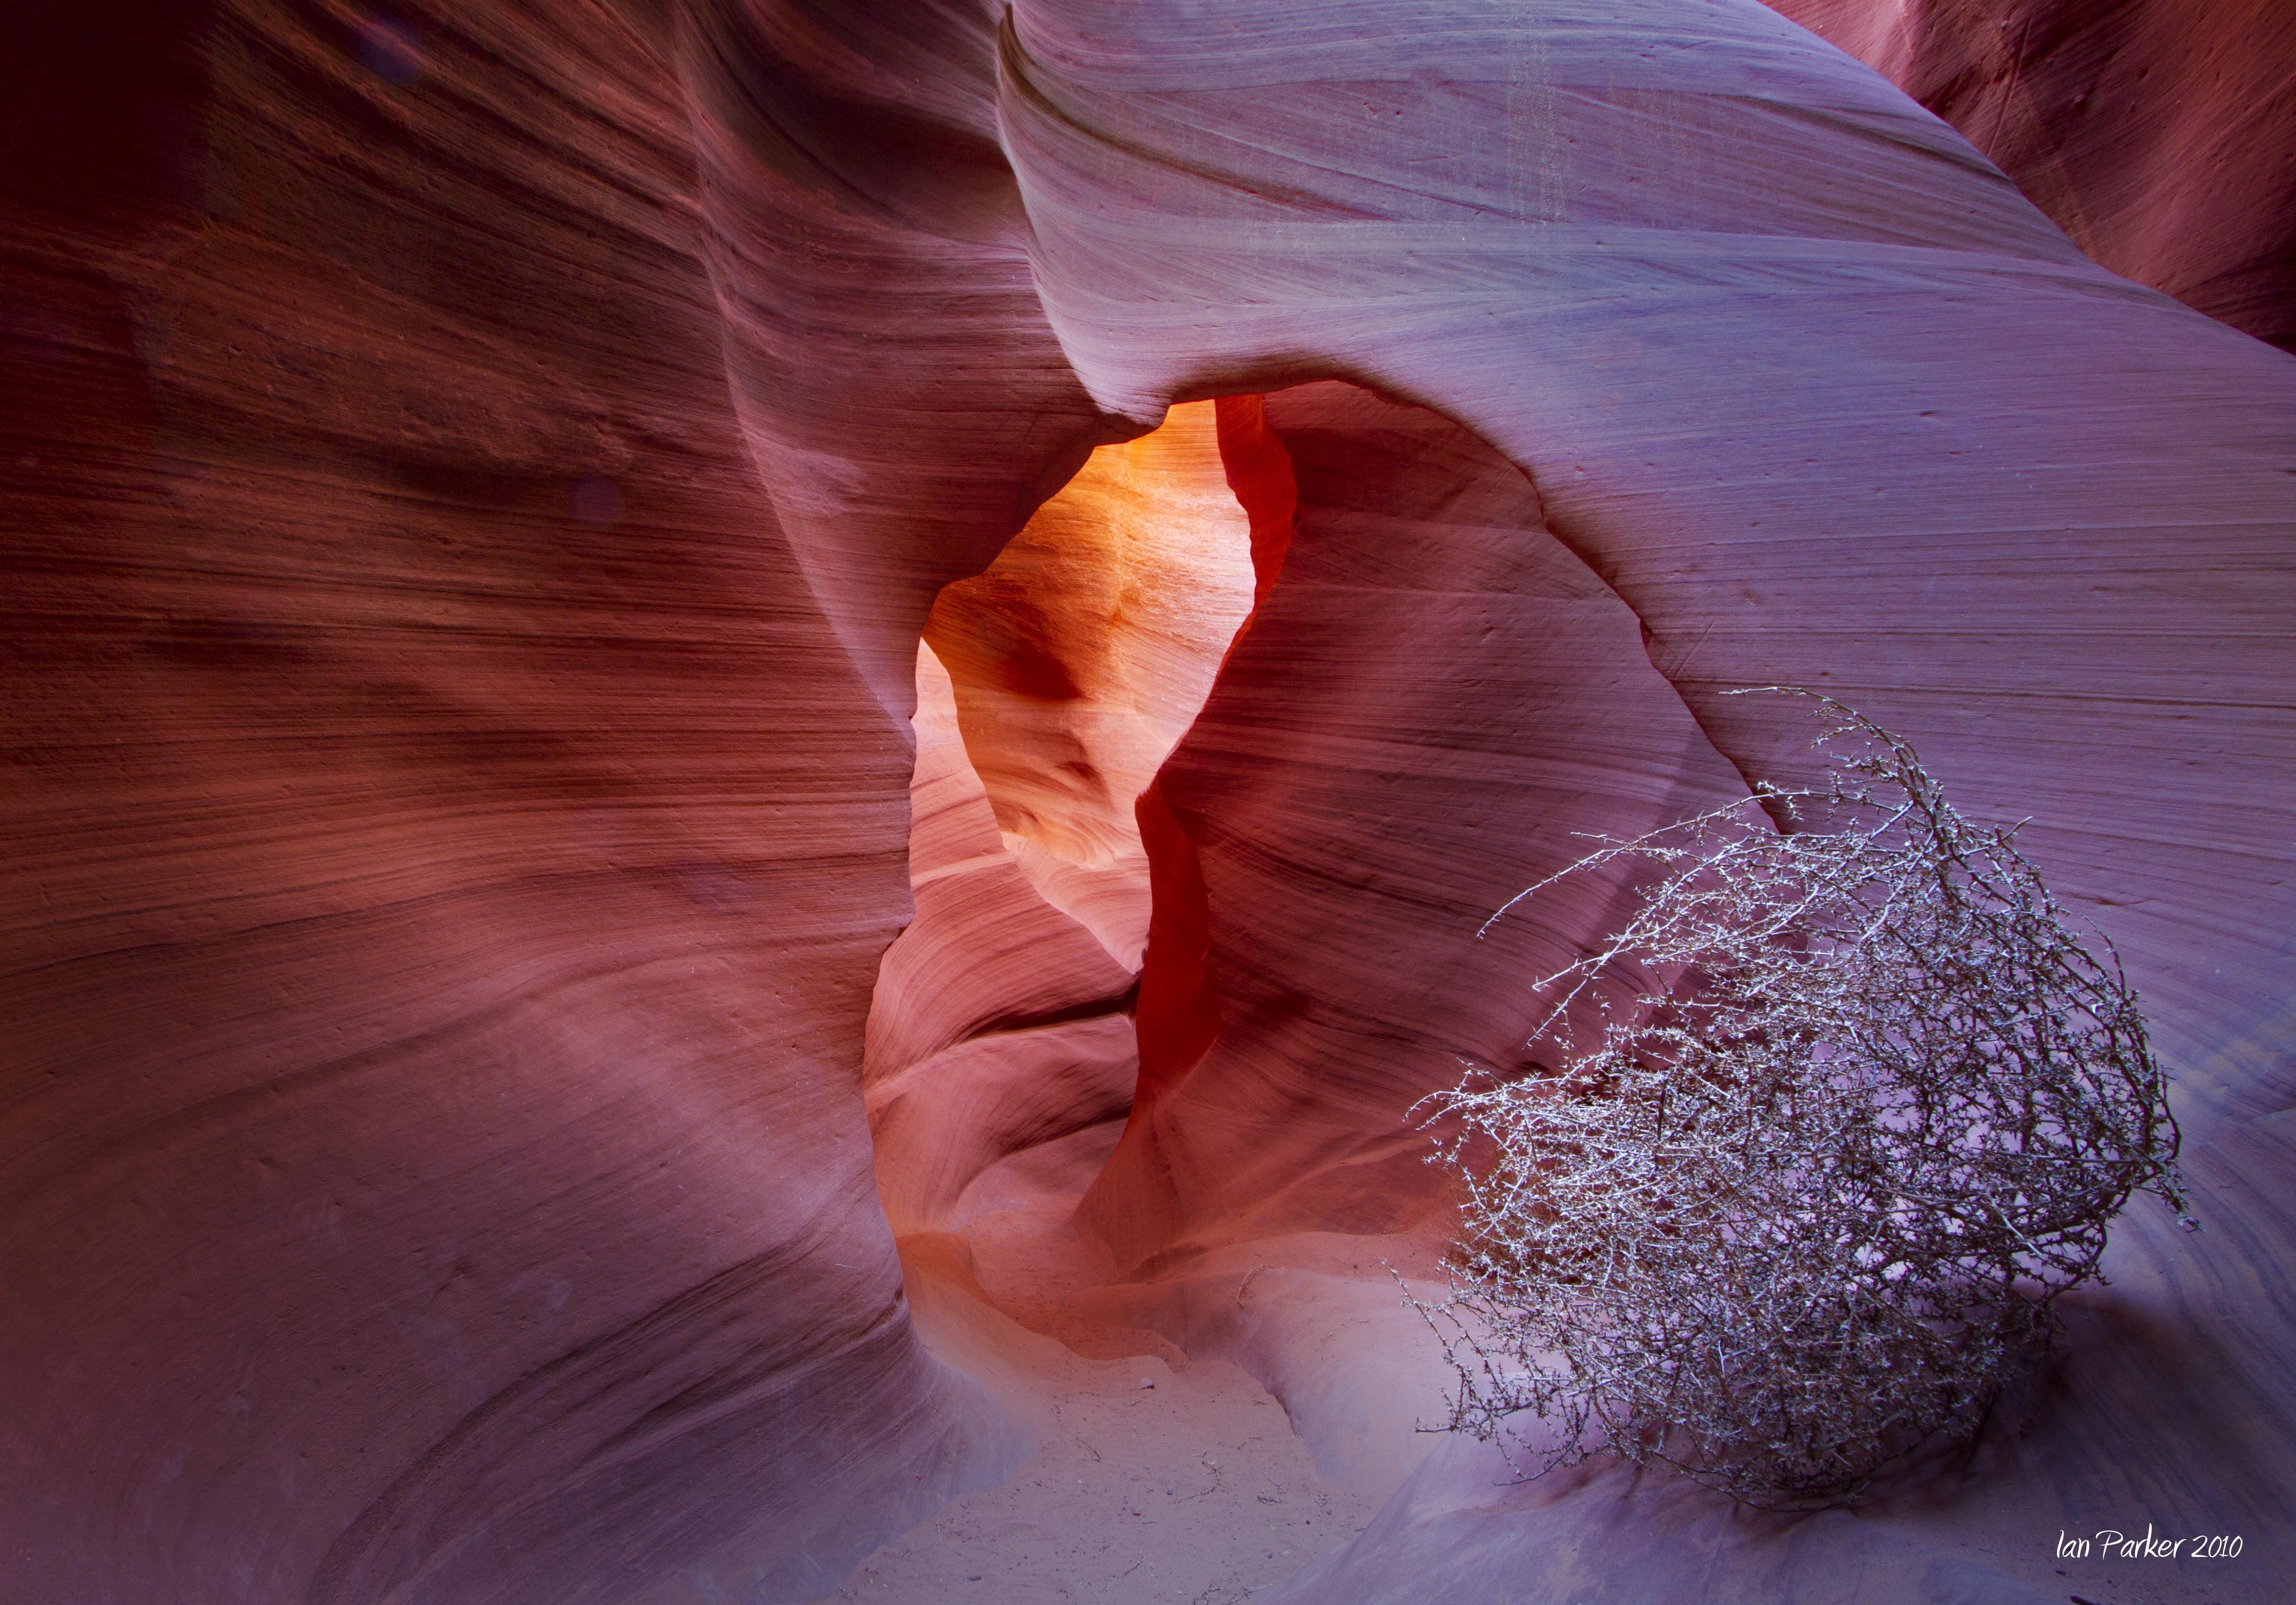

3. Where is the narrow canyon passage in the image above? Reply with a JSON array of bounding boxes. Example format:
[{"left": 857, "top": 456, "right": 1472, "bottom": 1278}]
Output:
[
  {"left": 863, "top": 398, "right": 1253, "bottom": 1248},
  {"left": 844, "top": 384, "right": 1766, "bottom": 1598},
  {"left": 848, "top": 400, "right": 1379, "bottom": 1601}
]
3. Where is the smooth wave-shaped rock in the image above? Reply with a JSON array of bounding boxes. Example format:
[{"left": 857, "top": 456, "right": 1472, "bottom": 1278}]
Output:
[
  {"left": 5, "top": 6, "right": 1017, "bottom": 1600},
  {"left": 6, "top": 2, "right": 2291, "bottom": 1601},
  {"left": 925, "top": 399, "right": 1254, "bottom": 967},
  {"left": 1770, "top": 0, "right": 2296, "bottom": 349}
]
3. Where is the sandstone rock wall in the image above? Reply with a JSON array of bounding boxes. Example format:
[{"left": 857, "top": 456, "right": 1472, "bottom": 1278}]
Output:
[
  {"left": 867, "top": 403, "right": 1252, "bottom": 1236},
  {"left": 4, "top": 4, "right": 1020, "bottom": 1600},
  {"left": 1770, "top": 0, "right": 2296, "bottom": 350},
  {"left": 6, "top": 2, "right": 2292, "bottom": 1601}
]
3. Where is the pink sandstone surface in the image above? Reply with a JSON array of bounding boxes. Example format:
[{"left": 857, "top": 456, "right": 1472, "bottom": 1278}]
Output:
[
  {"left": 1767, "top": 0, "right": 2296, "bottom": 351},
  {"left": 3, "top": 2, "right": 2292, "bottom": 1602}
]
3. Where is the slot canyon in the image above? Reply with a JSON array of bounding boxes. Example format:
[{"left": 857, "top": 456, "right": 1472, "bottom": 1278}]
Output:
[{"left": 4, "top": 3, "right": 2292, "bottom": 1603}]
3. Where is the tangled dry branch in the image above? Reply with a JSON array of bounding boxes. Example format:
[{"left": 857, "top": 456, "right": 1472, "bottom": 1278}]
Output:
[{"left": 1415, "top": 697, "right": 2187, "bottom": 1508}]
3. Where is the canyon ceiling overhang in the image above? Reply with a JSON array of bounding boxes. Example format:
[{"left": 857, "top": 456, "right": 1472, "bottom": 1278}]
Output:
[{"left": 3, "top": 2, "right": 2291, "bottom": 1602}]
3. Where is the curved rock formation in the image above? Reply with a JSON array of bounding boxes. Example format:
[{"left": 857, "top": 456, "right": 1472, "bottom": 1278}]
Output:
[
  {"left": 6, "top": 1, "right": 2292, "bottom": 1601},
  {"left": 866, "top": 400, "right": 1251, "bottom": 1242},
  {"left": 681, "top": 0, "right": 1139, "bottom": 711},
  {"left": 4, "top": 5, "right": 1018, "bottom": 1601},
  {"left": 925, "top": 399, "right": 1255, "bottom": 967},
  {"left": 986, "top": 3, "right": 2296, "bottom": 1596},
  {"left": 1768, "top": 0, "right": 2296, "bottom": 350},
  {"left": 1090, "top": 381, "right": 1753, "bottom": 1266}
]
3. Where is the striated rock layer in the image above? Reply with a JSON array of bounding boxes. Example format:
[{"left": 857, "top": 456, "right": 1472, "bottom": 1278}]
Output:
[
  {"left": 867, "top": 398, "right": 1253, "bottom": 1238},
  {"left": 989, "top": 2, "right": 2296, "bottom": 1595},
  {"left": 925, "top": 399, "right": 1255, "bottom": 968},
  {"left": 5, "top": 2, "right": 2293, "bottom": 1602},
  {"left": 1769, "top": 0, "right": 2296, "bottom": 350},
  {"left": 1089, "top": 382, "right": 1753, "bottom": 1266},
  {"left": 3, "top": 4, "right": 1025, "bottom": 1601}
]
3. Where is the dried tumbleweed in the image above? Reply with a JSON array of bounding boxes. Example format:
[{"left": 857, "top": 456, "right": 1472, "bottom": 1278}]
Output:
[{"left": 1414, "top": 696, "right": 2187, "bottom": 1509}]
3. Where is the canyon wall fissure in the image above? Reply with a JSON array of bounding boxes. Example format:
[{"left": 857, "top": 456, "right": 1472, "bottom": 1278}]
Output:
[
  {"left": 860, "top": 376, "right": 1794, "bottom": 1535},
  {"left": 864, "top": 398, "right": 1254, "bottom": 1245}
]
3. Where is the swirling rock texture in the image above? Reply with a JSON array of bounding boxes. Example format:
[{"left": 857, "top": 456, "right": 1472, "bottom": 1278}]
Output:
[
  {"left": 867, "top": 404, "right": 1251, "bottom": 1236},
  {"left": 1767, "top": 0, "right": 2296, "bottom": 350},
  {"left": 5, "top": 4, "right": 2292, "bottom": 1605},
  {"left": 864, "top": 639, "right": 1139, "bottom": 1239},
  {"left": 923, "top": 398, "right": 1255, "bottom": 969},
  {"left": 4, "top": 5, "right": 1035, "bottom": 1602}
]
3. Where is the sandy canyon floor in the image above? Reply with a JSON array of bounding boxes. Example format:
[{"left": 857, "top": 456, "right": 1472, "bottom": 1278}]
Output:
[{"left": 821, "top": 1350, "right": 1375, "bottom": 1604}]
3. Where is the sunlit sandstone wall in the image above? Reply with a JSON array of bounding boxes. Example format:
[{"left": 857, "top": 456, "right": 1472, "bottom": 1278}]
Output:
[
  {"left": 925, "top": 399, "right": 1256, "bottom": 968},
  {"left": 862, "top": 642, "right": 1140, "bottom": 1237},
  {"left": 866, "top": 404, "right": 1252, "bottom": 1235}
]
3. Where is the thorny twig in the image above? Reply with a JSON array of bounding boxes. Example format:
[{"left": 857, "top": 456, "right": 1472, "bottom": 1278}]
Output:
[{"left": 1414, "top": 696, "right": 2187, "bottom": 1509}]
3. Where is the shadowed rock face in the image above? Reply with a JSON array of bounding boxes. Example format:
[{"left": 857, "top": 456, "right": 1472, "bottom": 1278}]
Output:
[
  {"left": 5, "top": 3, "right": 2292, "bottom": 1603},
  {"left": 1768, "top": 0, "right": 2296, "bottom": 350},
  {"left": 4, "top": 5, "right": 1027, "bottom": 1601}
]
